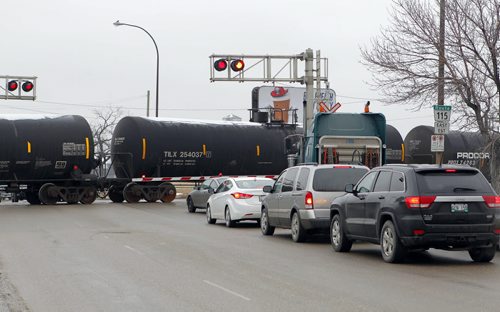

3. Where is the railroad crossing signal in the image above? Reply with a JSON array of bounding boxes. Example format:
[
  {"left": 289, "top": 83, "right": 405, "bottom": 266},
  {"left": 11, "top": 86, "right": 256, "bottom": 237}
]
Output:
[{"left": 1, "top": 76, "right": 37, "bottom": 100}]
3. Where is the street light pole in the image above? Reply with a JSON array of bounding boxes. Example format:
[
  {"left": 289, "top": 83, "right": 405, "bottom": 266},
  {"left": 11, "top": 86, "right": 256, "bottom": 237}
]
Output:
[{"left": 113, "top": 20, "right": 160, "bottom": 117}]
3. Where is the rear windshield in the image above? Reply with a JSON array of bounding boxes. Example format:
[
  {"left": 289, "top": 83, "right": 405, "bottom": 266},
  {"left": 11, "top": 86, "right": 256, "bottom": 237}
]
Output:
[
  {"left": 416, "top": 170, "right": 494, "bottom": 194},
  {"left": 236, "top": 179, "right": 274, "bottom": 189},
  {"left": 313, "top": 168, "right": 368, "bottom": 192}
]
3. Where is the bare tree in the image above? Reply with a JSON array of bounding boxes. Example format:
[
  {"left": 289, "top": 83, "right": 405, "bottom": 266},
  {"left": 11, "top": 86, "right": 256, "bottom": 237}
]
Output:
[
  {"left": 91, "top": 106, "right": 123, "bottom": 177},
  {"left": 361, "top": 0, "right": 500, "bottom": 189}
]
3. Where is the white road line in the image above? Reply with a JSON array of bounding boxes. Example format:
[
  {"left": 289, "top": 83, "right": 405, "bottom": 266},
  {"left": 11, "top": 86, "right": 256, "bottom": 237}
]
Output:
[
  {"left": 124, "top": 245, "right": 144, "bottom": 256},
  {"left": 203, "top": 280, "right": 251, "bottom": 301}
]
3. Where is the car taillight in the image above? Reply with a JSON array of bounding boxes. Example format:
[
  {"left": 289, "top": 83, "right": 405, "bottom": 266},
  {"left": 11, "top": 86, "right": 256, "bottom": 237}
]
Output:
[
  {"left": 405, "top": 196, "right": 436, "bottom": 209},
  {"left": 305, "top": 191, "right": 313, "bottom": 209},
  {"left": 494, "top": 229, "right": 500, "bottom": 234},
  {"left": 413, "top": 229, "right": 425, "bottom": 236},
  {"left": 231, "top": 192, "right": 253, "bottom": 199},
  {"left": 482, "top": 196, "right": 500, "bottom": 208}
]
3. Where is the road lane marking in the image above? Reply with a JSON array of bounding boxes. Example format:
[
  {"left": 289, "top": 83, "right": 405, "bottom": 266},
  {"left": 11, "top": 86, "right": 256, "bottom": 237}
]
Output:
[
  {"left": 203, "top": 280, "right": 251, "bottom": 301},
  {"left": 124, "top": 245, "right": 144, "bottom": 255}
]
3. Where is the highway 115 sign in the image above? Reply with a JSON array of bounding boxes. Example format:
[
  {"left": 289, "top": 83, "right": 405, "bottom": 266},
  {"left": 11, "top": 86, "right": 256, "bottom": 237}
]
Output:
[{"left": 433, "top": 105, "right": 452, "bottom": 134}]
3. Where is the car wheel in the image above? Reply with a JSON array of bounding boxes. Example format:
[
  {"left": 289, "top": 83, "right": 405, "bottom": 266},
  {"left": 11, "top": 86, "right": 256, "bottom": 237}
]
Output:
[
  {"left": 206, "top": 205, "right": 216, "bottom": 224},
  {"left": 469, "top": 245, "right": 497, "bottom": 262},
  {"left": 291, "top": 211, "right": 307, "bottom": 243},
  {"left": 187, "top": 197, "right": 196, "bottom": 213},
  {"left": 261, "top": 208, "right": 275, "bottom": 236},
  {"left": 380, "top": 220, "right": 406, "bottom": 263},
  {"left": 330, "top": 214, "right": 352, "bottom": 252},
  {"left": 225, "top": 207, "right": 236, "bottom": 228}
]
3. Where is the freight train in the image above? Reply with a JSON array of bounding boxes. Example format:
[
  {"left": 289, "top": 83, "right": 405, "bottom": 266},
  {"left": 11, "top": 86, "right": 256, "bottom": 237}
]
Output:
[{"left": 10, "top": 113, "right": 492, "bottom": 206}]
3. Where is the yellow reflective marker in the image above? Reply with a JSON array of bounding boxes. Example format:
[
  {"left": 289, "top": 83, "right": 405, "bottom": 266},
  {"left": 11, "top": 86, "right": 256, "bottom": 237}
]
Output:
[
  {"left": 142, "top": 138, "right": 147, "bottom": 160},
  {"left": 256, "top": 145, "right": 260, "bottom": 156},
  {"left": 27, "top": 141, "right": 31, "bottom": 154},
  {"left": 401, "top": 143, "right": 405, "bottom": 162},
  {"left": 85, "top": 137, "right": 90, "bottom": 159},
  {"left": 202, "top": 144, "right": 207, "bottom": 156}
]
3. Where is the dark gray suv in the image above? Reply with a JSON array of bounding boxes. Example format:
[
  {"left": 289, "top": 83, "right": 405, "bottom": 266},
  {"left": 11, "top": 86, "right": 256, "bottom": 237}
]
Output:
[
  {"left": 261, "top": 164, "right": 369, "bottom": 242},
  {"left": 330, "top": 164, "right": 499, "bottom": 263}
]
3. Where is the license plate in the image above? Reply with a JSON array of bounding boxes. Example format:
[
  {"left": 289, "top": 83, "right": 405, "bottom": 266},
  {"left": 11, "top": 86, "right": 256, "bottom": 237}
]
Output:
[{"left": 451, "top": 203, "right": 468, "bottom": 213}]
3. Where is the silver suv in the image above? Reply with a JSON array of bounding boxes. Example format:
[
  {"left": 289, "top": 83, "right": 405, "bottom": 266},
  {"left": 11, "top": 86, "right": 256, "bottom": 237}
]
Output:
[{"left": 261, "top": 164, "right": 369, "bottom": 242}]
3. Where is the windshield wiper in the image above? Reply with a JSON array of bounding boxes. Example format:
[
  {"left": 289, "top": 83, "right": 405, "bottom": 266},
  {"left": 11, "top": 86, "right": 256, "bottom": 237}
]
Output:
[{"left": 453, "top": 187, "right": 476, "bottom": 192}]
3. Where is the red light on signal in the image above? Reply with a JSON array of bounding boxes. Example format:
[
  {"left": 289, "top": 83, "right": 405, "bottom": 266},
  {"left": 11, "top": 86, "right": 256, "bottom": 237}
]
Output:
[
  {"left": 22, "top": 81, "right": 34, "bottom": 92},
  {"left": 230, "top": 59, "right": 244, "bottom": 72},
  {"left": 7, "top": 80, "right": 18, "bottom": 92},
  {"left": 214, "top": 59, "right": 228, "bottom": 71}
]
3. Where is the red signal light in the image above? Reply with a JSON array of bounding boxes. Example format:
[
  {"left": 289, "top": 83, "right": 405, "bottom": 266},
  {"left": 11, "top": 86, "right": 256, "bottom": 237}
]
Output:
[
  {"left": 22, "top": 81, "right": 34, "bottom": 92},
  {"left": 230, "top": 59, "right": 245, "bottom": 72},
  {"left": 7, "top": 80, "right": 18, "bottom": 92},
  {"left": 214, "top": 59, "right": 228, "bottom": 71}
]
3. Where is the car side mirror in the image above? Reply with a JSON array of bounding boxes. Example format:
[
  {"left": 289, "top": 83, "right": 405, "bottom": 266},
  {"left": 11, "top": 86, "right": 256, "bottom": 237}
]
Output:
[
  {"left": 196, "top": 186, "right": 201, "bottom": 190},
  {"left": 345, "top": 184, "right": 355, "bottom": 193},
  {"left": 263, "top": 185, "right": 273, "bottom": 193},
  {"left": 208, "top": 188, "right": 215, "bottom": 194}
]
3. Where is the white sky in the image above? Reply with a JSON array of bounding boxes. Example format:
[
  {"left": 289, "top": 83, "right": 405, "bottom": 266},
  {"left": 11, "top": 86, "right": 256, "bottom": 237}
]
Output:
[{"left": 2, "top": 0, "right": 436, "bottom": 137}]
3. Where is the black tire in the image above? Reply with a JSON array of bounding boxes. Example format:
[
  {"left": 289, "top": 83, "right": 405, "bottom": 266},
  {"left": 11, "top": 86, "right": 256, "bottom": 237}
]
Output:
[
  {"left": 330, "top": 214, "right": 352, "bottom": 252},
  {"left": 469, "top": 245, "right": 497, "bottom": 262},
  {"left": 291, "top": 211, "right": 307, "bottom": 243},
  {"left": 39, "top": 183, "right": 58, "bottom": 205},
  {"left": 206, "top": 205, "right": 216, "bottom": 224},
  {"left": 261, "top": 207, "right": 275, "bottom": 236},
  {"left": 187, "top": 197, "right": 196, "bottom": 213},
  {"left": 380, "top": 220, "right": 407, "bottom": 263},
  {"left": 225, "top": 207, "right": 236, "bottom": 228}
]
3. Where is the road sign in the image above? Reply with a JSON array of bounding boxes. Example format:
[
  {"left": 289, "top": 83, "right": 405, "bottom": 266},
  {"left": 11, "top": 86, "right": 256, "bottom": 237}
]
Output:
[
  {"left": 431, "top": 134, "right": 445, "bottom": 152},
  {"left": 433, "top": 105, "right": 451, "bottom": 134},
  {"left": 434, "top": 121, "right": 450, "bottom": 134}
]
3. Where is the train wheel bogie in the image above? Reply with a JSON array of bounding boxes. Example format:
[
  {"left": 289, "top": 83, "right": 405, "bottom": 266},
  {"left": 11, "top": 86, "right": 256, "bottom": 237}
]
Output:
[
  {"left": 123, "top": 182, "right": 141, "bottom": 203},
  {"left": 39, "top": 183, "right": 59, "bottom": 205},
  {"left": 159, "top": 182, "right": 176, "bottom": 203},
  {"left": 80, "top": 187, "right": 97, "bottom": 205}
]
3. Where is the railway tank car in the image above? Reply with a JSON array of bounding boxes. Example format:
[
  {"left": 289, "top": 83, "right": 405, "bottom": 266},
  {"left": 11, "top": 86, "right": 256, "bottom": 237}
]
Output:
[
  {"left": 404, "top": 125, "right": 491, "bottom": 179},
  {"left": 0, "top": 115, "right": 98, "bottom": 205},
  {"left": 110, "top": 116, "right": 297, "bottom": 203},
  {"left": 384, "top": 124, "right": 404, "bottom": 164}
]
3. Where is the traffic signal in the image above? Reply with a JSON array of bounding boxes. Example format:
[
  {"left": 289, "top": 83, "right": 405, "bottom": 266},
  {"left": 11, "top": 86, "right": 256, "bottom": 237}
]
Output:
[
  {"left": 7, "top": 80, "right": 18, "bottom": 92},
  {"left": 230, "top": 59, "right": 245, "bottom": 72},
  {"left": 22, "top": 81, "right": 34, "bottom": 92},
  {"left": 214, "top": 59, "right": 228, "bottom": 72},
  {"left": 213, "top": 58, "right": 244, "bottom": 72}
]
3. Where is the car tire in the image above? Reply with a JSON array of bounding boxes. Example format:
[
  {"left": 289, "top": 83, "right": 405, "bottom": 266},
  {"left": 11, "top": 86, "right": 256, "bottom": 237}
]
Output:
[
  {"left": 225, "top": 207, "right": 236, "bottom": 228},
  {"left": 291, "top": 211, "right": 307, "bottom": 243},
  {"left": 206, "top": 205, "right": 216, "bottom": 224},
  {"left": 380, "top": 220, "right": 406, "bottom": 263},
  {"left": 261, "top": 208, "right": 275, "bottom": 236},
  {"left": 330, "top": 214, "right": 352, "bottom": 252},
  {"left": 468, "top": 245, "right": 497, "bottom": 262},
  {"left": 187, "top": 197, "right": 196, "bottom": 213}
]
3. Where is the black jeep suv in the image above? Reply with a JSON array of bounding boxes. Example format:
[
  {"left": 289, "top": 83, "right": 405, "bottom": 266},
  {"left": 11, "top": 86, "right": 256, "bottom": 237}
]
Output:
[{"left": 330, "top": 164, "right": 499, "bottom": 263}]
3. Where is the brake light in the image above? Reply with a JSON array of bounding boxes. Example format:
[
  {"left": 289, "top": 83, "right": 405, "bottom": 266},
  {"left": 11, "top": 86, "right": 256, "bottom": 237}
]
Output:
[
  {"left": 445, "top": 169, "right": 457, "bottom": 173},
  {"left": 413, "top": 229, "right": 425, "bottom": 236},
  {"left": 305, "top": 191, "right": 314, "bottom": 209},
  {"left": 231, "top": 192, "right": 253, "bottom": 199},
  {"left": 405, "top": 196, "right": 436, "bottom": 209},
  {"left": 482, "top": 196, "right": 500, "bottom": 208},
  {"left": 333, "top": 165, "right": 352, "bottom": 169}
]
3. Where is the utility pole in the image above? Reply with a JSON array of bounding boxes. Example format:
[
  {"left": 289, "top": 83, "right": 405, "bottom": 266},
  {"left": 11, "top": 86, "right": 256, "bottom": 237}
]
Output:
[
  {"left": 436, "top": 0, "right": 446, "bottom": 165},
  {"left": 146, "top": 90, "right": 150, "bottom": 117}
]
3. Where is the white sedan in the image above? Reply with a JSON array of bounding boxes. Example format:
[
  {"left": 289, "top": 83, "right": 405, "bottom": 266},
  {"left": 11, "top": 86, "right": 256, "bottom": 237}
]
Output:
[{"left": 206, "top": 177, "right": 274, "bottom": 227}]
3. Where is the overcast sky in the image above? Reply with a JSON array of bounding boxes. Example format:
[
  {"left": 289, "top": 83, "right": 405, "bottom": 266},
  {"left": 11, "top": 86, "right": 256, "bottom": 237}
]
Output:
[{"left": 2, "top": 0, "right": 436, "bottom": 137}]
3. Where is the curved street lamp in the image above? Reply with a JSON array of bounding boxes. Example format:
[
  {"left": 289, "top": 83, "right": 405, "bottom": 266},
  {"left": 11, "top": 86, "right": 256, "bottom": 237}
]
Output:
[{"left": 113, "top": 20, "right": 160, "bottom": 117}]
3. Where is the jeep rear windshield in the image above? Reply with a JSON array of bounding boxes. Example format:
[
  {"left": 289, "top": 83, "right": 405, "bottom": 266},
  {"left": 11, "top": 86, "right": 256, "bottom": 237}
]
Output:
[
  {"left": 313, "top": 168, "right": 368, "bottom": 192},
  {"left": 415, "top": 170, "right": 494, "bottom": 194}
]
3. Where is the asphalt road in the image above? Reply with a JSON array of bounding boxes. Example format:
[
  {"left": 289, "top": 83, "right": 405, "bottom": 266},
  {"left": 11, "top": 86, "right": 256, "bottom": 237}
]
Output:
[{"left": 0, "top": 199, "right": 498, "bottom": 312}]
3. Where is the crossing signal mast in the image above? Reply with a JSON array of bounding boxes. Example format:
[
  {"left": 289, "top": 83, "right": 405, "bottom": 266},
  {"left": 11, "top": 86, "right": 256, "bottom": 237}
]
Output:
[
  {"left": 1, "top": 75, "right": 37, "bottom": 100},
  {"left": 209, "top": 49, "right": 329, "bottom": 142}
]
